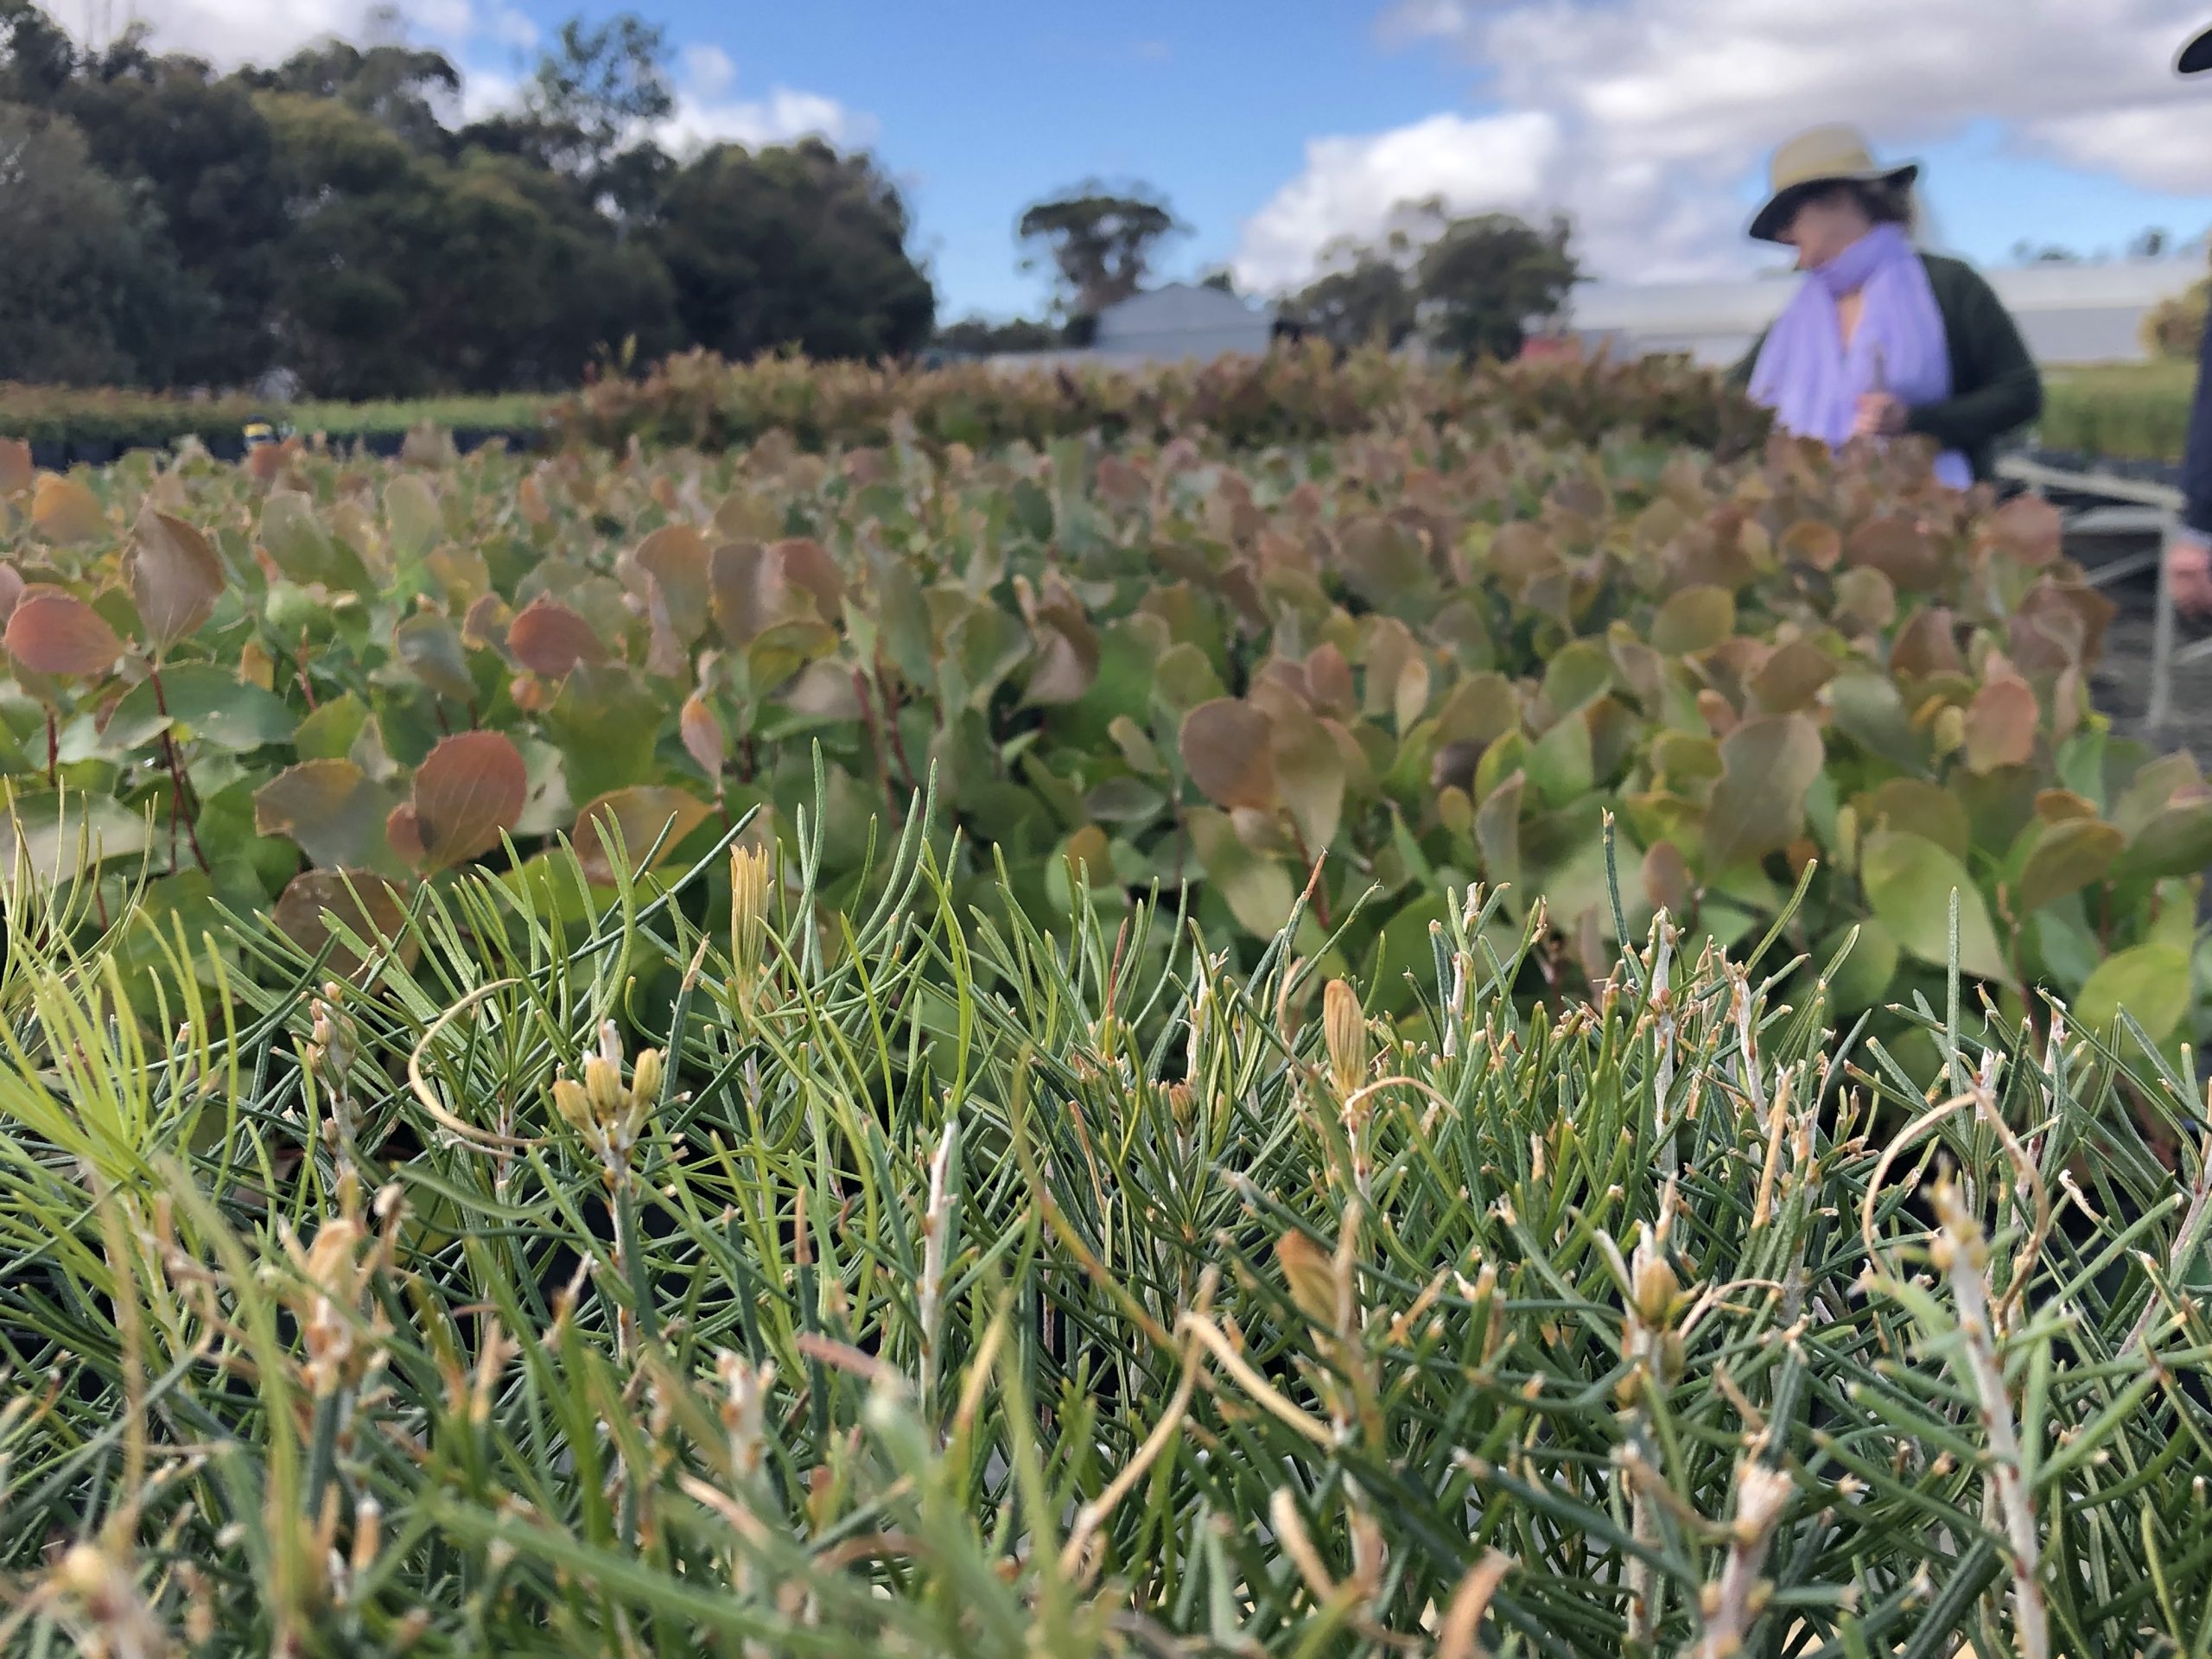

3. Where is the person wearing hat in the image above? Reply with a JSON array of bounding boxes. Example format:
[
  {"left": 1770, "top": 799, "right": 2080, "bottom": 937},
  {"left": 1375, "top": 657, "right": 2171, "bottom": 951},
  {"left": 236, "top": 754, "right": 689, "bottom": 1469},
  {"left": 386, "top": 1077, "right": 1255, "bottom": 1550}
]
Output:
[
  {"left": 1730, "top": 125, "right": 2042, "bottom": 489},
  {"left": 2167, "top": 26, "right": 2212, "bottom": 616}
]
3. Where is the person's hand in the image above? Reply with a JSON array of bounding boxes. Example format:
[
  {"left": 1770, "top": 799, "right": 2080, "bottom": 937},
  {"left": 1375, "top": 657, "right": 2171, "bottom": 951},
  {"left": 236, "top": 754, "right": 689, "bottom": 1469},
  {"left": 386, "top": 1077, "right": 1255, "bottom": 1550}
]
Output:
[
  {"left": 2170, "top": 531, "right": 2212, "bottom": 619},
  {"left": 1853, "top": 392, "right": 1909, "bottom": 438}
]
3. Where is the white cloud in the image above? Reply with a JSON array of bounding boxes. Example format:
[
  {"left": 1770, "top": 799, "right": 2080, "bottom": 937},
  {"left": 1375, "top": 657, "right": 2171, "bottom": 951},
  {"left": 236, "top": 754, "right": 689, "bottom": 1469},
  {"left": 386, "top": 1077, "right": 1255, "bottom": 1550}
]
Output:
[
  {"left": 683, "top": 42, "right": 738, "bottom": 99},
  {"left": 53, "top": 3, "right": 876, "bottom": 154},
  {"left": 1237, "top": 111, "right": 1562, "bottom": 291},
  {"left": 483, "top": 4, "right": 537, "bottom": 53},
  {"left": 1239, "top": 0, "right": 2212, "bottom": 291},
  {"left": 79, "top": 0, "right": 380, "bottom": 64},
  {"left": 656, "top": 44, "right": 876, "bottom": 153}
]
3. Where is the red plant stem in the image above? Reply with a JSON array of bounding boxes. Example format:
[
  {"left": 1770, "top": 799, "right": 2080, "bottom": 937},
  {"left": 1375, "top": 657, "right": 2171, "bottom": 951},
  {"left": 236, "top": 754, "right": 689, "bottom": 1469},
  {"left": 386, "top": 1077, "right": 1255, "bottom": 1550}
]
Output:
[
  {"left": 149, "top": 667, "right": 212, "bottom": 875},
  {"left": 874, "top": 662, "right": 920, "bottom": 792},
  {"left": 851, "top": 669, "right": 902, "bottom": 820},
  {"left": 296, "top": 629, "right": 317, "bottom": 709},
  {"left": 1289, "top": 823, "right": 1332, "bottom": 929}
]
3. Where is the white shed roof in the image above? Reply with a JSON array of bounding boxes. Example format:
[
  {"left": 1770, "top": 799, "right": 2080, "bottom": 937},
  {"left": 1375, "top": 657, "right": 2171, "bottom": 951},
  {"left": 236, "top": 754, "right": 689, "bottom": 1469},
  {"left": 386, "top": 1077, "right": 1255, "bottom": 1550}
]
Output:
[{"left": 1566, "top": 257, "right": 2205, "bottom": 367}]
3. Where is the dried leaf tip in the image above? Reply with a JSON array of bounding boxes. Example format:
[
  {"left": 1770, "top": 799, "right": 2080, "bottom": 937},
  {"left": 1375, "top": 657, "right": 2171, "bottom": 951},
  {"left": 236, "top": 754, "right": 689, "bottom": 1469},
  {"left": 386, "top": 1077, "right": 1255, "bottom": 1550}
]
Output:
[
  {"left": 729, "top": 842, "right": 773, "bottom": 1013},
  {"left": 1323, "top": 978, "right": 1368, "bottom": 1097}
]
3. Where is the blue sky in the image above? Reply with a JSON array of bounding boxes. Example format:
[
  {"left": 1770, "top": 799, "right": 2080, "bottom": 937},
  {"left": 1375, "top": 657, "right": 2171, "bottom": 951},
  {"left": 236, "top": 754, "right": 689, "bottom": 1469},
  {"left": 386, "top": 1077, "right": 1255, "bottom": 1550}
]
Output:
[{"left": 132, "top": 0, "right": 2212, "bottom": 317}]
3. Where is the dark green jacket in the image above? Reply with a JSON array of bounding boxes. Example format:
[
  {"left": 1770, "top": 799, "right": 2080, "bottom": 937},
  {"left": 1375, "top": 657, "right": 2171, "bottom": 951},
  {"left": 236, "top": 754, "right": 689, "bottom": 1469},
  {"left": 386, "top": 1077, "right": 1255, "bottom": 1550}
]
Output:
[{"left": 1727, "top": 253, "right": 2043, "bottom": 483}]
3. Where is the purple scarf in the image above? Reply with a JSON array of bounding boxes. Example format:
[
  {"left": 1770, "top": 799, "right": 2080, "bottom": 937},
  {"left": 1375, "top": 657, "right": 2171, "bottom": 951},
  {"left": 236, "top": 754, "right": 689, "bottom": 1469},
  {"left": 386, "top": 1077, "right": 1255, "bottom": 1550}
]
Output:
[{"left": 1748, "top": 224, "right": 1969, "bottom": 490}]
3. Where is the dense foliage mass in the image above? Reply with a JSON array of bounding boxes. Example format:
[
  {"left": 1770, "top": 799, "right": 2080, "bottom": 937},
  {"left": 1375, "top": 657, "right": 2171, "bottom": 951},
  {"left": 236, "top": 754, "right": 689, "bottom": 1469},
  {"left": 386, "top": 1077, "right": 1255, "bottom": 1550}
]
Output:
[
  {"left": 3, "top": 810, "right": 2210, "bottom": 1656},
  {"left": 550, "top": 344, "right": 1771, "bottom": 456},
  {"left": 0, "top": 2, "right": 934, "bottom": 397},
  {"left": 0, "top": 351, "right": 2203, "bottom": 1080},
  {"left": 2037, "top": 362, "right": 2196, "bottom": 467}
]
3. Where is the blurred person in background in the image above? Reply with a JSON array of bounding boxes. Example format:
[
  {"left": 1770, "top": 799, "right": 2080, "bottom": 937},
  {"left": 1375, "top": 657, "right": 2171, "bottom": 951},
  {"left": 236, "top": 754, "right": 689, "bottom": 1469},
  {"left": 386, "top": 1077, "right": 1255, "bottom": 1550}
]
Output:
[
  {"left": 2171, "top": 27, "right": 2212, "bottom": 616},
  {"left": 1731, "top": 126, "right": 2042, "bottom": 488}
]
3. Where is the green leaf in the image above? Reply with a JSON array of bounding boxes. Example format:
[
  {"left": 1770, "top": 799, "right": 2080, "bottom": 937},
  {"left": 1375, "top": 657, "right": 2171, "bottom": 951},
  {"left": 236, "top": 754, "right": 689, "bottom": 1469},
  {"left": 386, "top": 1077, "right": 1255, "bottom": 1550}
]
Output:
[
  {"left": 1859, "top": 829, "right": 2010, "bottom": 984},
  {"left": 2119, "top": 800, "right": 2212, "bottom": 882},
  {"left": 1273, "top": 705, "right": 1345, "bottom": 851},
  {"left": 294, "top": 694, "right": 371, "bottom": 763},
  {"left": 2013, "top": 817, "right": 2122, "bottom": 915},
  {"left": 394, "top": 613, "right": 478, "bottom": 702},
  {"left": 1704, "top": 714, "right": 1823, "bottom": 868},
  {"left": 2075, "top": 943, "right": 2191, "bottom": 1046},
  {"left": 1526, "top": 709, "right": 1593, "bottom": 810},
  {"left": 1083, "top": 776, "right": 1166, "bottom": 823},
  {"left": 1650, "top": 585, "right": 1734, "bottom": 655},
  {"left": 1815, "top": 918, "right": 1899, "bottom": 1015},
  {"left": 1540, "top": 639, "right": 1611, "bottom": 718},
  {"left": 1338, "top": 515, "right": 1433, "bottom": 616},
  {"left": 254, "top": 760, "right": 401, "bottom": 871},
  {"left": 0, "top": 790, "right": 149, "bottom": 885},
  {"left": 100, "top": 665, "right": 297, "bottom": 755},
  {"left": 385, "top": 474, "right": 443, "bottom": 564},
  {"left": 1827, "top": 671, "right": 1922, "bottom": 770},
  {"left": 261, "top": 489, "right": 372, "bottom": 594},
  {"left": 543, "top": 664, "right": 664, "bottom": 804},
  {"left": 1187, "top": 806, "right": 1296, "bottom": 938},
  {"left": 1859, "top": 778, "right": 1969, "bottom": 861}
]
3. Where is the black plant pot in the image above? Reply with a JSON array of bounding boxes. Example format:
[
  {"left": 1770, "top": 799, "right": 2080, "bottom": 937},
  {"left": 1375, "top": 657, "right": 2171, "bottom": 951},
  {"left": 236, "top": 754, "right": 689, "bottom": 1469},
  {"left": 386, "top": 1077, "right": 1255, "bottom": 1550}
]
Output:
[
  {"left": 29, "top": 442, "right": 65, "bottom": 472},
  {"left": 65, "top": 439, "right": 118, "bottom": 466}
]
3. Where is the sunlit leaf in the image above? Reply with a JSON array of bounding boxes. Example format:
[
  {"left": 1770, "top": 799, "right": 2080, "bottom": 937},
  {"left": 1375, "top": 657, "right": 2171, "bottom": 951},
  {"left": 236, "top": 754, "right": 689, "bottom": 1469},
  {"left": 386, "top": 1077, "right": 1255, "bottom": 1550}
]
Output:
[
  {"left": 1859, "top": 828, "right": 2010, "bottom": 983},
  {"left": 126, "top": 511, "right": 224, "bottom": 651},
  {"left": 388, "top": 730, "right": 527, "bottom": 872},
  {"left": 573, "top": 785, "right": 715, "bottom": 885}
]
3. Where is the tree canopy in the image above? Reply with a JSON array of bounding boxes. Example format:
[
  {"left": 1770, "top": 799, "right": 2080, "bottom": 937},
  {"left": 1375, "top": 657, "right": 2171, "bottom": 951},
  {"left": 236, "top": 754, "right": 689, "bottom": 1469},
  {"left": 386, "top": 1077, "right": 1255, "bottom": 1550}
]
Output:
[
  {"left": 1287, "top": 199, "right": 1580, "bottom": 362},
  {"left": 1018, "top": 181, "right": 1184, "bottom": 320},
  {"left": 0, "top": 3, "right": 935, "bottom": 395}
]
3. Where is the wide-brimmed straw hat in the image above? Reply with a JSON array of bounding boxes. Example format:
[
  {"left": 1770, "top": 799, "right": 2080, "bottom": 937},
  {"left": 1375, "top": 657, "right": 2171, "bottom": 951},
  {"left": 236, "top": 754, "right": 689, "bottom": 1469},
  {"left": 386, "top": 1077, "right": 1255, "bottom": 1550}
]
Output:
[
  {"left": 1749, "top": 125, "right": 1920, "bottom": 244},
  {"left": 2183, "top": 23, "right": 2212, "bottom": 73}
]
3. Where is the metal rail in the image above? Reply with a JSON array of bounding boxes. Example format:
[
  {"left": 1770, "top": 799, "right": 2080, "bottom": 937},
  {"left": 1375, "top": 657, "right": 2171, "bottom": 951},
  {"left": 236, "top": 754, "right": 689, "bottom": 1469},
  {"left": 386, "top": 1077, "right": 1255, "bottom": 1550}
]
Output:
[{"left": 1997, "top": 454, "right": 2212, "bottom": 733}]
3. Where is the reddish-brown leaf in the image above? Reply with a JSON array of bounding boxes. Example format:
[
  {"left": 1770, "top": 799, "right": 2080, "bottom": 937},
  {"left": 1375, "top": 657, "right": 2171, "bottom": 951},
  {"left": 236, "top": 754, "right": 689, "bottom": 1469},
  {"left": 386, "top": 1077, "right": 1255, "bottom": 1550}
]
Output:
[
  {"left": 272, "top": 870, "right": 413, "bottom": 976},
  {"left": 1180, "top": 698, "right": 1278, "bottom": 811},
  {"left": 507, "top": 594, "right": 606, "bottom": 679},
  {"left": 1778, "top": 518, "right": 1842, "bottom": 571},
  {"left": 1642, "top": 840, "right": 1693, "bottom": 916},
  {"left": 1844, "top": 514, "right": 1939, "bottom": 591},
  {"left": 633, "top": 524, "right": 711, "bottom": 643},
  {"left": 1305, "top": 643, "right": 1353, "bottom": 714},
  {"left": 1890, "top": 607, "right": 1961, "bottom": 681},
  {"left": 680, "top": 692, "right": 726, "bottom": 780},
  {"left": 1963, "top": 676, "right": 2038, "bottom": 775},
  {"left": 774, "top": 537, "right": 844, "bottom": 624},
  {"left": 573, "top": 785, "right": 715, "bottom": 885},
  {"left": 31, "top": 475, "right": 105, "bottom": 544},
  {"left": 127, "top": 511, "right": 225, "bottom": 651},
  {"left": 1983, "top": 493, "right": 2062, "bottom": 568},
  {"left": 709, "top": 542, "right": 787, "bottom": 648},
  {"left": 395, "top": 730, "right": 527, "bottom": 871},
  {"left": 4, "top": 590, "right": 123, "bottom": 677}
]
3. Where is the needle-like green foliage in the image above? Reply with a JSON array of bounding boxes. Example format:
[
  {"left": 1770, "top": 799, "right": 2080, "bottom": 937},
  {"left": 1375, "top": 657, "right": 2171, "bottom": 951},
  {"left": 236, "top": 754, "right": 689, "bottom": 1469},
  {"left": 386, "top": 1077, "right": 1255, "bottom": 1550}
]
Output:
[{"left": 2, "top": 783, "right": 2210, "bottom": 1658}]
